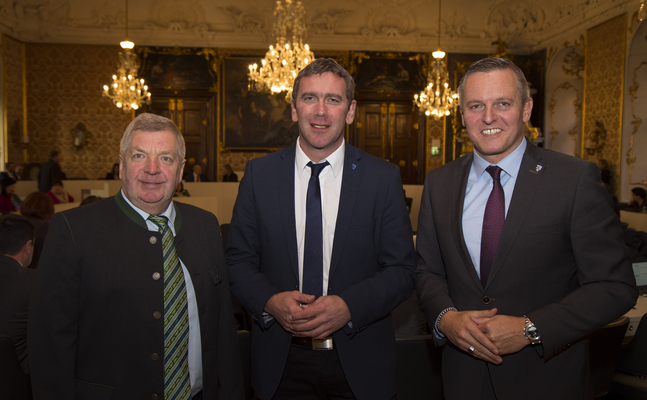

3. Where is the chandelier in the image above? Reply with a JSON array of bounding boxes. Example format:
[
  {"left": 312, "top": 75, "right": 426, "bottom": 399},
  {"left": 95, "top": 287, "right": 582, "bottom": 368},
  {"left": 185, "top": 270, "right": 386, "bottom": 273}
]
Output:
[
  {"left": 248, "top": 0, "right": 315, "bottom": 101},
  {"left": 102, "top": 0, "right": 151, "bottom": 112},
  {"left": 414, "top": 0, "right": 458, "bottom": 120}
]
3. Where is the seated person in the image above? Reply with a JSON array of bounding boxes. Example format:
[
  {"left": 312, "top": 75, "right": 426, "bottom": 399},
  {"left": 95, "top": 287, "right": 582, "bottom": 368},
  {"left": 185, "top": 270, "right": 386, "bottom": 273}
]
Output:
[
  {"left": 46, "top": 180, "right": 74, "bottom": 204},
  {"left": 104, "top": 163, "right": 120, "bottom": 180},
  {"left": 174, "top": 181, "right": 190, "bottom": 197},
  {"left": 184, "top": 164, "right": 208, "bottom": 182},
  {"left": 0, "top": 177, "right": 20, "bottom": 214},
  {"left": 222, "top": 163, "right": 238, "bottom": 182},
  {"left": 0, "top": 214, "right": 37, "bottom": 373},
  {"left": 19, "top": 192, "right": 54, "bottom": 269},
  {"left": 625, "top": 187, "right": 646, "bottom": 212}
]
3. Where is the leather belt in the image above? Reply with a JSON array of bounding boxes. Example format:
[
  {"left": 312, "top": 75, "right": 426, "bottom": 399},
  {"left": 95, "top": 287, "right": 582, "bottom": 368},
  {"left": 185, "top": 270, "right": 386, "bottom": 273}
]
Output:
[{"left": 291, "top": 336, "right": 334, "bottom": 350}]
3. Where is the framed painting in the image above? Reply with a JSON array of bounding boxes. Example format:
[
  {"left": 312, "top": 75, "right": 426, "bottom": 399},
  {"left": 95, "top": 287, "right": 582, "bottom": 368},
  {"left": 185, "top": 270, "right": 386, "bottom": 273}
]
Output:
[
  {"left": 352, "top": 52, "right": 426, "bottom": 93},
  {"left": 220, "top": 56, "right": 298, "bottom": 150},
  {"left": 138, "top": 47, "right": 216, "bottom": 92}
]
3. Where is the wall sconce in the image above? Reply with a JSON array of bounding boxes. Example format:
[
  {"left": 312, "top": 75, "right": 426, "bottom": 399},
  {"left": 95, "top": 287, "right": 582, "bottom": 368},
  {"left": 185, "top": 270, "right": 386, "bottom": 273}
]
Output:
[
  {"left": 70, "top": 122, "right": 92, "bottom": 150},
  {"left": 639, "top": 1, "right": 645, "bottom": 22},
  {"left": 9, "top": 119, "right": 29, "bottom": 150},
  {"left": 584, "top": 120, "right": 606, "bottom": 156}
]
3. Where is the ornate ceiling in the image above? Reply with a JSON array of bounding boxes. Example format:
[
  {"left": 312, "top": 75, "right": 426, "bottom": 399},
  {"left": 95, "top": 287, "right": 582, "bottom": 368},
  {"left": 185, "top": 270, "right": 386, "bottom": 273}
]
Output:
[{"left": 0, "top": 0, "right": 638, "bottom": 54}]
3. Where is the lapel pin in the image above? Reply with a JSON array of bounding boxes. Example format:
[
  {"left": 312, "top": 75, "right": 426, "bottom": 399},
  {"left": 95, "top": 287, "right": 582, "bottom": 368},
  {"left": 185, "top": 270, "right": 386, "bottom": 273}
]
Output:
[
  {"left": 352, "top": 164, "right": 357, "bottom": 170},
  {"left": 530, "top": 164, "right": 542, "bottom": 174}
]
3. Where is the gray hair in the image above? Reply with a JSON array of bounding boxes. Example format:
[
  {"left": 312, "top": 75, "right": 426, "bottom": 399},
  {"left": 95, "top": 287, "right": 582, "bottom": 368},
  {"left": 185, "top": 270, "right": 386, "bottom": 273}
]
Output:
[
  {"left": 458, "top": 57, "right": 530, "bottom": 109},
  {"left": 292, "top": 58, "right": 355, "bottom": 106},
  {"left": 119, "top": 113, "right": 185, "bottom": 161}
]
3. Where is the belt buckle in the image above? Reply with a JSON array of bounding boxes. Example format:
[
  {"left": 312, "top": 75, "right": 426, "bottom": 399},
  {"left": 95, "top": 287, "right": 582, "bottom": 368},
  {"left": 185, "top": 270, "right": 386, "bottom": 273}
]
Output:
[{"left": 312, "top": 337, "right": 333, "bottom": 351}]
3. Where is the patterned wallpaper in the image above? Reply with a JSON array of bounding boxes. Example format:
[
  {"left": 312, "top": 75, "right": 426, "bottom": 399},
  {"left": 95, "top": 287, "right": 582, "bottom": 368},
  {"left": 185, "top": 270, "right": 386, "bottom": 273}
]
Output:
[
  {"left": 4, "top": 35, "right": 25, "bottom": 165},
  {"left": 583, "top": 14, "right": 626, "bottom": 194},
  {"left": 24, "top": 43, "right": 133, "bottom": 179},
  {"left": 425, "top": 116, "right": 445, "bottom": 175},
  {"left": 219, "top": 150, "right": 268, "bottom": 178}
]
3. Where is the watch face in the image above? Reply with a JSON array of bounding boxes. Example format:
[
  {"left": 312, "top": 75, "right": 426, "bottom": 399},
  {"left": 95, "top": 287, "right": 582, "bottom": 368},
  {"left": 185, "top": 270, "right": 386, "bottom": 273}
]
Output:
[{"left": 527, "top": 325, "right": 539, "bottom": 339}]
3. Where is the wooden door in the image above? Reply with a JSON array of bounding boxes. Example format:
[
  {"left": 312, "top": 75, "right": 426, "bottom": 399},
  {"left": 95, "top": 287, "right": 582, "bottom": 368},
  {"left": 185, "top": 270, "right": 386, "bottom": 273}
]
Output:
[
  {"left": 144, "top": 97, "right": 216, "bottom": 181},
  {"left": 354, "top": 102, "right": 420, "bottom": 184}
]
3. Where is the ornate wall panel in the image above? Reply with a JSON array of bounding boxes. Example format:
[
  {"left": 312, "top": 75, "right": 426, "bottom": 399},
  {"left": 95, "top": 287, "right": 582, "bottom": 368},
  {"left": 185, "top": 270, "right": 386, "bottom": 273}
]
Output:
[
  {"left": 3, "top": 35, "right": 25, "bottom": 165},
  {"left": 425, "top": 116, "right": 444, "bottom": 175},
  {"left": 219, "top": 151, "right": 267, "bottom": 178},
  {"left": 25, "top": 43, "right": 133, "bottom": 179},
  {"left": 583, "top": 14, "right": 626, "bottom": 196}
]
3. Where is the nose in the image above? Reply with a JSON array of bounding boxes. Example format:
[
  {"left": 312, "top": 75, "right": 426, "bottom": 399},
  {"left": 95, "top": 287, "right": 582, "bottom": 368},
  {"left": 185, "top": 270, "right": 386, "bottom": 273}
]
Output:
[
  {"left": 482, "top": 104, "right": 497, "bottom": 124},
  {"left": 314, "top": 101, "right": 327, "bottom": 117},
  {"left": 144, "top": 158, "right": 160, "bottom": 174}
]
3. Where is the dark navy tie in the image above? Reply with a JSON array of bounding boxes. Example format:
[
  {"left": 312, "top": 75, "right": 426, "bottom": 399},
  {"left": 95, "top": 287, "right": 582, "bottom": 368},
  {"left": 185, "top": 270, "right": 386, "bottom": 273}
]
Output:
[
  {"left": 303, "top": 161, "right": 329, "bottom": 298},
  {"left": 480, "top": 166, "right": 505, "bottom": 287}
]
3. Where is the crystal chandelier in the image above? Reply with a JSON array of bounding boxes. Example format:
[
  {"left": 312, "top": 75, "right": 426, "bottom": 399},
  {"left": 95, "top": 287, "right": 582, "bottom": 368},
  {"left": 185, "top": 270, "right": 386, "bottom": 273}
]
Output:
[
  {"left": 414, "top": 0, "right": 458, "bottom": 120},
  {"left": 102, "top": 0, "right": 151, "bottom": 112},
  {"left": 248, "top": 0, "right": 315, "bottom": 101}
]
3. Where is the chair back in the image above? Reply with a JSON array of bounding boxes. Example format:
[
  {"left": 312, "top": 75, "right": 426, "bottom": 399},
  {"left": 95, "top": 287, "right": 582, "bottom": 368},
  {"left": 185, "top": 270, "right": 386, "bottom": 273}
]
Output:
[
  {"left": 0, "top": 335, "right": 33, "bottom": 400},
  {"left": 396, "top": 335, "right": 443, "bottom": 400},
  {"left": 588, "top": 316, "right": 630, "bottom": 397},
  {"left": 616, "top": 314, "right": 647, "bottom": 376}
]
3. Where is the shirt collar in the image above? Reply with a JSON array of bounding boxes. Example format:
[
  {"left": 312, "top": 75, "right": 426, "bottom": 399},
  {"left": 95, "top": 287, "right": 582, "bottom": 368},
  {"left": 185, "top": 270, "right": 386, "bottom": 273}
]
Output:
[
  {"left": 472, "top": 138, "right": 527, "bottom": 180},
  {"left": 120, "top": 188, "right": 177, "bottom": 233},
  {"left": 295, "top": 137, "right": 345, "bottom": 178}
]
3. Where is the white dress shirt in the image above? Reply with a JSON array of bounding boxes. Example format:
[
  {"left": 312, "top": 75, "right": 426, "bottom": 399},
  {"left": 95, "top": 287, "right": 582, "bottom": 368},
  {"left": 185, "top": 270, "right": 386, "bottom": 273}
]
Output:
[
  {"left": 294, "top": 137, "right": 345, "bottom": 295},
  {"left": 122, "top": 190, "right": 203, "bottom": 397}
]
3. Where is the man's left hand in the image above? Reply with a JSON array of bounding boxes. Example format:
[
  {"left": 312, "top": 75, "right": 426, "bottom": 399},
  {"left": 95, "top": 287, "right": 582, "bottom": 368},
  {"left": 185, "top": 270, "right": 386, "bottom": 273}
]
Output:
[
  {"left": 288, "top": 295, "right": 351, "bottom": 339},
  {"left": 471, "top": 314, "right": 529, "bottom": 356}
]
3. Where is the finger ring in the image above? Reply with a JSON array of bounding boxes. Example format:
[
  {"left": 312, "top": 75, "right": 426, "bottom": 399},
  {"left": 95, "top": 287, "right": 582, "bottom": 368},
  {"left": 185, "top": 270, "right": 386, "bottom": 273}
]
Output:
[{"left": 468, "top": 346, "right": 475, "bottom": 353}]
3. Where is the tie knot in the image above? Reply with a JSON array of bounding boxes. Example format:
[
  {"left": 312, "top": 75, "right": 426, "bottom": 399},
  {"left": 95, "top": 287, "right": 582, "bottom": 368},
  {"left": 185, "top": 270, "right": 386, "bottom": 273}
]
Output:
[
  {"left": 486, "top": 165, "right": 502, "bottom": 181},
  {"left": 148, "top": 215, "right": 169, "bottom": 232},
  {"left": 308, "top": 161, "right": 330, "bottom": 178}
]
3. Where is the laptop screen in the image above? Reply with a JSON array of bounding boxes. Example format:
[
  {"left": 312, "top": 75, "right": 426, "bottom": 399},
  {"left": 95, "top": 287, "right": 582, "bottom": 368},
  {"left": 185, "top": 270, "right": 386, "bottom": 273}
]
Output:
[{"left": 632, "top": 261, "right": 647, "bottom": 290}]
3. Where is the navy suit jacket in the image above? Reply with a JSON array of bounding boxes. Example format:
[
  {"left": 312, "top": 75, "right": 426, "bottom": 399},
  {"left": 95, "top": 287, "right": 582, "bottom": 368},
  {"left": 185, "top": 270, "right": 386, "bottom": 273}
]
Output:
[
  {"left": 416, "top": 142, "right": 637, "bottom": 399},
  {"left": 226, "top": 142, "right": 416, "bottom": 400}
]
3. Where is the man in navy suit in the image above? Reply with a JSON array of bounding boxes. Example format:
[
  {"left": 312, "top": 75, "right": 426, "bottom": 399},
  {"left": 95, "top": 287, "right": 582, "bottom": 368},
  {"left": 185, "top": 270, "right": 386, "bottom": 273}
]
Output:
[
  {"left": 416, "top": 57, "right": 637, "bottom": 399},
  {"left": 226, "top": 58, "right": 416, "bottom": 400}
]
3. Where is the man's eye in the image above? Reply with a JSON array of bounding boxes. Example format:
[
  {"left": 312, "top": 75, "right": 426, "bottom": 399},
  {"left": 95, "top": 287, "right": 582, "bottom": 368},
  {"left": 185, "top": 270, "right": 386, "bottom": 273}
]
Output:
[
  {"left": 133, "top": 154, "right": 144, "bottom": 159},
  {"left": 161, "top": 157, "right": 172, "bottom": 162}
]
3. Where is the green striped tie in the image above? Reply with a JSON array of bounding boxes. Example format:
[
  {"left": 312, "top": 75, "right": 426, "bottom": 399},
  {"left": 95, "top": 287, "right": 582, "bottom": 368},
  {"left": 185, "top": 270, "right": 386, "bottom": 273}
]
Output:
[{"left": 148, "top": 215, "right": 191, "bottom": 400}]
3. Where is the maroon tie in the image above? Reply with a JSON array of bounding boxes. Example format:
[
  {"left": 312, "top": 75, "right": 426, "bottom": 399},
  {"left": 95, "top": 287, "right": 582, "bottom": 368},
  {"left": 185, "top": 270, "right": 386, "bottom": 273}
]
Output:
[{"left": 480, "top": 166, "right": 505, "bottom": 287}]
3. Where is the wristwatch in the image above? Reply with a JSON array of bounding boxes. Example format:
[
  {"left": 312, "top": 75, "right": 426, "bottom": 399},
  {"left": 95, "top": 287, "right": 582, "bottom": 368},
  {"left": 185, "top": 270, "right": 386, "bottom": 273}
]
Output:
[{"left": 523, "top": 316, "right": 541, "bottom": 344}]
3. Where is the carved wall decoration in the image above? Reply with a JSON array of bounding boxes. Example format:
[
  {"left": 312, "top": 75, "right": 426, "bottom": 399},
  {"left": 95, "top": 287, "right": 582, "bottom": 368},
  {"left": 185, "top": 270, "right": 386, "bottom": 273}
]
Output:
[
  {"left": 356, "top": 0, "right": 423, "bottom": 49},
  {"left": 548, "top": 82, "right": 581, "bottom": 156},
  {"left": 583, "top": 14, "right": 626, "bottom": 195},
  {"left": 143, "top": 0, "right": 211, "bottom": 38},
  {"left": 0, "top": 1, "right": 70, "bottom": 41},
  {"left": 309, "top": 8, "right": 352, "bottom": 35},
  {"left": 219, "top": 6, "right": 265, "bottom": 34},
  {"left": 487, "top": 2, "right": 547, "bottom": 49},
  {"left": 562, "top": 45, "right": 585, "bottom": 78}
]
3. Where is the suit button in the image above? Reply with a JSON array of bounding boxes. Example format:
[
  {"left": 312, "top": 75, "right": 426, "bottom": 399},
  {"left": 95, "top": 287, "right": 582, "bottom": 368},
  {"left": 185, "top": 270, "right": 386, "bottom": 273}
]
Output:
[
  {"left": 153, "top": 311, "right": 161, "bottom": 319},
  {"left": 482, "top": 296, "right": 491, "bottom": 304},
  {"left": 152, "top": 272, "right": 161, "bottom": 280},
  {"left": 149, "top": 236, "right": 157, "bottom": 245},
  {"left": 151, "top": 353, "right": 159, "bottom": 360},
  {"left": 152, "top": 394, "right": 159, "bottom": 400}
]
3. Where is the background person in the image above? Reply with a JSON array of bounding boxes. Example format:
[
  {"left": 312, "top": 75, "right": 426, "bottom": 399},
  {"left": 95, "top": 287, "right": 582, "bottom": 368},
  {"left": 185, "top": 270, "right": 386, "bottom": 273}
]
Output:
[
  {"left": 46, "top": 180, "right": 74, "bottom": 204},
  {"left": 19, "top": 192, "right": 54, "bottom": 269}
]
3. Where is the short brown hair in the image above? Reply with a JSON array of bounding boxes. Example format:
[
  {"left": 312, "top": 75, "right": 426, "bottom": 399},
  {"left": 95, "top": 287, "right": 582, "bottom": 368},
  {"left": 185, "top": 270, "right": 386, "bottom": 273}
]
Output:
[
  {"left": 292, "top": 58, "right": 355, "bottom": 106},
  {"left": 20, "top": 192, "right": 55, "bottom": 221}
]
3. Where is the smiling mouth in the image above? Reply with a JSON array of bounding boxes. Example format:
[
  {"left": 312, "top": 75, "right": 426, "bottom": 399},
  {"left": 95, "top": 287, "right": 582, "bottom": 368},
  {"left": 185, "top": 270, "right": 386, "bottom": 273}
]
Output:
[
  {"left": 482, "top": 128, "right": 502, "bottom": 135},
  {"left": 312, "top": 124, "right": 328, "bottom": 129}
]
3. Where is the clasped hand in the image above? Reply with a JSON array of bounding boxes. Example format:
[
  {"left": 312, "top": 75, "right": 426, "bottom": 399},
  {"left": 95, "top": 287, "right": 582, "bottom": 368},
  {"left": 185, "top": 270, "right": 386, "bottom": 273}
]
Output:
[
  {"left": 264, "top": 291, "right": 351, "bottom": 339},
  {"left": 440, "top": 308, "right": 529, "bottom": 364}
]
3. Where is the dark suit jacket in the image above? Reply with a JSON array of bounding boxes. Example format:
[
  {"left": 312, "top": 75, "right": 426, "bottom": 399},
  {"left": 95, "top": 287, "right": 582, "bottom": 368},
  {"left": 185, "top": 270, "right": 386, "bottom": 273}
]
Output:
[
  {"left": 226, "top": 143, "right": 416, "bottom": 400},
  {"left": 416, "top": 142, "right": 638, "bottom": 400},
  {"left": 38, "top": 159, "right": 64, "bottom": 193},
  {"left": 29, "top": 192, "right": 244, "bottom": 399},
  {"left": 184, "top": 173, "right": 209, "bottom": 182},
  {"left": 0, "top": 255, "right": 37, "bottom": 374}
]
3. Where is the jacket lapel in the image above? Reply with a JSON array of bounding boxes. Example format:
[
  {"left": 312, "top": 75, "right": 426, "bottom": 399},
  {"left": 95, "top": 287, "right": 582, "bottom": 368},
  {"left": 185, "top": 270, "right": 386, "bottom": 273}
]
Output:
[
  {"left": 278, "top": 144, "right": 300, "bottom": 280},
  {"left": 329, "top": 145, "right": 362, "bottom": 279},
  {"left": 485, "top": 143, "right": 544, "bottom": 288}
]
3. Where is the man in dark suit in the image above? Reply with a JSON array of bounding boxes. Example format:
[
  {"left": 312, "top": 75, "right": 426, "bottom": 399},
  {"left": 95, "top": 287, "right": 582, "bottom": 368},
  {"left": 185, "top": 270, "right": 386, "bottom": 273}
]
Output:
[
  {"left": 29, "top": 113, "right": 244, "bottom": 399},
  {"left": 0, "top": 214, "right": 36, "bottom": 374},
  {"left": 226, "top": 58, "right": 416, "bottom": 400},
  {"left": 184, "top": 164, "right": 208, "bottom": 182},
  {"left": 38, "top": 150, "right": 65, "bottom": 192},
  {"left": 416, "top": 57, "right": 637, "bottom": 399}
]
